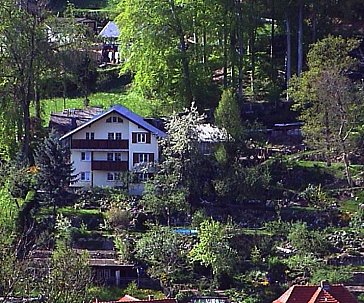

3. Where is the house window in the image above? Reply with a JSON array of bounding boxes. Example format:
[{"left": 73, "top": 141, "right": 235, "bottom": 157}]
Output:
[
  {"left": 115, "top": 153, "right": 122, "bottom": 162},
  {"left": 137, "top": 133, "right": 147, "bottom": 143},
  {"left": 133, "top": 153, "right": 154, "bottom": 165},
  {"left": 86, "top": 132, "right": 94, "bottom": 140},
  {"left": 106, "top": 116, "right": 123, "bottom": 123},
  {"left": 107, "top": 153, "right": 122, "bottom": 161},
  {"left": 80, "top": 171, "right": 91, "bottom": 181},
  {"left": 107, "top": 172, "right": 122, "bottom": 181},
  {"left": 139, "top": 153, "right": 150, "bottom": 163},
  {"left": 108, "top": 132, "right": 114, "bottom": 140},
  {"left": 115, "top": 132, "right": 122, "bottom": 140},
  {"left": 137, "top": 173, "right": 150, "bottom": 182},
  {"left": 81, "top": 151, "right": 91, "bottom": 161},
  {"left": 107, "top": 172, "right": 114, "bottom": 181},
  {"left": 132, "top": 132, "right": 151, "bottom": 144}
]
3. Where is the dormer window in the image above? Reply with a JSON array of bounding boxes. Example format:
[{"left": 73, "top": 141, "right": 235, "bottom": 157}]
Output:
[{"left": 106, "top": 116, "right": 123, "bottom": 123}]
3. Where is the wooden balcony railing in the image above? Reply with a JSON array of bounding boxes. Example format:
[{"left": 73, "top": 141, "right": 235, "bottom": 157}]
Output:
[
  {"left": 91, "top": 161, "right": 128, "bottom": 171},
  {"left": 71, "top": 139, "right": 129, "bottom": 149}
]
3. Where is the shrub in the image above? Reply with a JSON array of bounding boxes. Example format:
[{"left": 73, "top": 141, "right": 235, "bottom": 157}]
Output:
[{"left": 106, "top": 207, "right": 131, "bottom": 231}]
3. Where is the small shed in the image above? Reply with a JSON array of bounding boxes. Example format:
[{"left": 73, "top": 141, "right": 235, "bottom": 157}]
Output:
[{"left": 98, "top": 21, "right": 121, "bottom": 64}]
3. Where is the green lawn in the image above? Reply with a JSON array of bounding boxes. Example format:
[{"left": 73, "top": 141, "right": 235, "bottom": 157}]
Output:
[
  {"left": 294, "top": 160, "right": 363, "bottom": 177},
  {"left": 39, "top": 91, "right": 159, "bottom": 126},
  {"left": 38, "top": 206, "right": 102, "bottom": 217},
  {"left": 340, "top": 199, "right": 360, "bottom": 214}
]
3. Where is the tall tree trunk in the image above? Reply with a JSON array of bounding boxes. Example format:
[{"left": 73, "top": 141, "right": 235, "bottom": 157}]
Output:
[
  {"left": 311, "top": 2, "right": 317, "bottom": 43},
  {"left": 21, "top": 98, "right": 32, "bottom": 164},
  {"left": 324, "top": 110, "right": 331, "bottom": 167},
  {"left": 230, "top": 29, "right": 236, "bottom": 87},
  {"left": 342, "top": 151, "right": 353, "bottom": 187},
  {"left": 236, "top": 0, "right": 244, "bottom": 101},
  {"left": 34, "top": 81, "right": 41, "bottom": 119},
  {"left": 297, "top": 0, "right": 304, "bottom": 76},
  {"left": 63, "top": 74, "right": 67, "bottom": 110},
  {"left": 169, "top": 0, "right": 194, "bottom": 106},
  {"left": 270, "top": 0, "right": 275, "bottom": 63},
  {"left": 285, "top": 13, "right": 292, "bottom": 100},
  {"left": 22, "top": 14, "right": 37, "bottom": 165},
  {"left": 203, "top": 27, "right": 207, "bottom": 69},
  {"left": 249, "top": 33, "right": 256, "bottom": 97},
  {"left": 223, "top": 14, "right": 228, "bottom": 88}
]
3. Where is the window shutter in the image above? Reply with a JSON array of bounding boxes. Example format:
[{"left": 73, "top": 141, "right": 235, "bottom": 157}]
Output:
[
  {"left": 146, "top": 133, "right": 151, "bottom": 144},
  {"left": 149, "top": 153, "right": 154, "bottom": 162},
  {"left": 132, "top": 133, "right": 137, "bottom": 143},
  {"left": 133, "top": 153, "right": 139, "bottom": 165}
]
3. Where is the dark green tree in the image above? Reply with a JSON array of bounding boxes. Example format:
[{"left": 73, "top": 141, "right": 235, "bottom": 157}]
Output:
[
  {"left": 215, "top": 88, "right": 242, "bottom": 142},
  {"left": 35, "top": 131, "right": 75, "bottom": 224},
  {"left": 289, "top": 36, "right": 361, "bottom": 186}
]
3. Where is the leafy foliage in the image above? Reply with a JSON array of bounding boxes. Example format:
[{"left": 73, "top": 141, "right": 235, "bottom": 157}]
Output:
[
  {"left": 44, "top": 242, "right": 91, "bottom": 303},
  {"left": 135, "top": 225, "right": 191, "bottom": 287},
  {"left": 287, "top": 222, "right": 331, "bottom": 257},
  {"left": 189, "top": 219, "right": 238, "bottom": 281},
  {"left": 289, "top": 36, "right": 362, "bottom": 185}
]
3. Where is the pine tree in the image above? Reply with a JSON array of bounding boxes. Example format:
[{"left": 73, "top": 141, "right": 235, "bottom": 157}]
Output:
[{"left": 35, "top": 131, "right": 75, "bottom": 222}]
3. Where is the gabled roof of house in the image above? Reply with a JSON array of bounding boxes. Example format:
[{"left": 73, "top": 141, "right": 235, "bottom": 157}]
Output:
[
  {"left": 99, "top": 21, "right": 120, "bottom": 39},
  {"left": 60, "top": 104, "right": 166, "bottom": 140},
  {"left": 273, "top": 284, "right": 358, "bottom": 303}
]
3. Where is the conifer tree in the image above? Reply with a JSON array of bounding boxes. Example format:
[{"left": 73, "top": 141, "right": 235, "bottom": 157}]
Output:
[
  {"left": 35, "top": 131, "right": 75, "bottom": 222},
  {"left": 215, "top": 89, "right": 243, "bottom": 142}
]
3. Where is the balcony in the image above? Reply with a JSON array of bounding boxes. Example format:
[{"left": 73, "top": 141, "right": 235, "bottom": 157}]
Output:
[
  {"left": 71, "top": 139, "right": 129, "bottom": 149},
  {"left": 91, "top": 161, "right": 128, "bottom": 171}
]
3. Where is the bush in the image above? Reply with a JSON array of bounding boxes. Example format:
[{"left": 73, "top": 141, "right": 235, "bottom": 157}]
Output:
[
  {"left": 106, "top": 207, "right": 131, "bottom": 231},
  {"left": 191, "top": 209, "right": 208, "bottom": 228},
  {"left": 288, "top": 222, "right": 331, "bottom": 257},
  {"left": 75, "top": 187, "right": 128, "bottom": 210}
]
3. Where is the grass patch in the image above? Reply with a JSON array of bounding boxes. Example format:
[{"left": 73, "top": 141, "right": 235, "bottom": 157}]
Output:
[
  {"left": 340, "top": 199, "right": 360, "bottom": 214},
  {"left": 88, "top": 285, "right": 165, "bottom": 302},
  {"left": 39, "top": 91, "right": 159, "bottom": 126},
  {"left": 295, "top": 160, "right": 364, "bottom": 180},
  {"left": 37, "top": 206, "right": 102, "bottom": 217},
  {"left": 88, "top": 286, "right": 125, "bottom": 301},
  {"left": 240, "top": 228, "right": 272, "bottom": 236}
]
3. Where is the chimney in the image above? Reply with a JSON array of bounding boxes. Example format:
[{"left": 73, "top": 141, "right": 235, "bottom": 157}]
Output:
[{"left": 320, "top": 280, "right": 330, "bottom": 291}]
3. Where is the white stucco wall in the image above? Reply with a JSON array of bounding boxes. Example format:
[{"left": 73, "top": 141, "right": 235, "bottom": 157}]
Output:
[
  {"left": 69, "top": 111, "right": 161, "bottom": 191},
  {"left": 72, "top": 113, "right": 130, "bottom": 140},
  {"left": 71, "top": 150, "right": 91, "bottom": 187},
  {"left": 93, "top": 171, "right": 125, "bottom": 188}
]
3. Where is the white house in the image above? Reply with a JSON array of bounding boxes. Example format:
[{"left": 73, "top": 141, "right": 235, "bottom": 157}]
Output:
[{"left": 60, "top": 105, "right": 166, "bottom": 191}]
